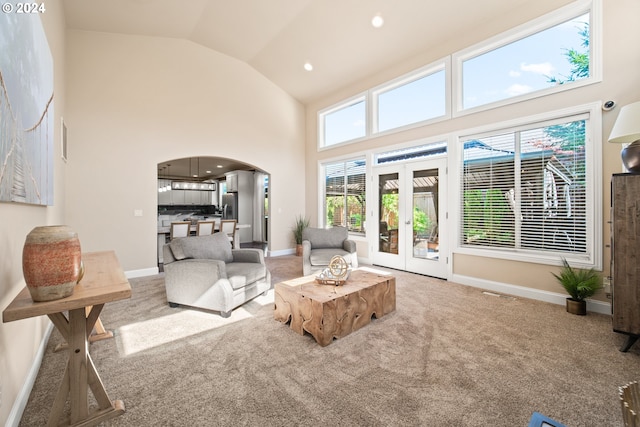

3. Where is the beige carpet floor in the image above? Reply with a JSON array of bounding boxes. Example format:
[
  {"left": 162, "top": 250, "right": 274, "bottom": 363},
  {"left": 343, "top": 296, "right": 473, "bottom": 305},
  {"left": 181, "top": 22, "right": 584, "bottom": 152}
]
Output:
[{"left": 18, "top": 255, "right": 640, "bottom": 426}]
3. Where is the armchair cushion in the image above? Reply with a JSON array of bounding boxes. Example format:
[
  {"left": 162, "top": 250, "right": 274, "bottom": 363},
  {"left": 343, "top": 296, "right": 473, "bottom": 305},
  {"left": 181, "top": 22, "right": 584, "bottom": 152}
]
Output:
[
  {"left": 303, "top": 226, "right": 348, "bottom": 249},
  {"left": 301, "top": 226, "right": 358, "bottom": 276},
  {"left": 309, "top": 248, "right": 355, "bottom": 268},
  {"left": 168, "top": 232, "right": 232, "bottom": 263}
]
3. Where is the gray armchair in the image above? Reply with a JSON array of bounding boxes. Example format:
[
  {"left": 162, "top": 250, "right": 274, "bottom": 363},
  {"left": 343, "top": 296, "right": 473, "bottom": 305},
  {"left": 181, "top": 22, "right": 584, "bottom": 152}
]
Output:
[
  {"left": 163, "top": 232, "right": 271, "bottom": 317},
  {"left": 302, "top": 226, "right": 358, "bottom": 276}
]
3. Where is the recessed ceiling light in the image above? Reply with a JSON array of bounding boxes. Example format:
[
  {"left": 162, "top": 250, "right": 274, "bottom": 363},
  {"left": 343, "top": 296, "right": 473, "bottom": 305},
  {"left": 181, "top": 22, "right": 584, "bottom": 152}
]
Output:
[
  {"left": 217, "top": 165, "right": 223, "bottom": 168},
  {"left": 304, "top": 62, "right": 313, "bottom": 71},
  {"left": 371, "top": 14, "right": 384, "bottom": 28},
  {"left": 206, "top": 170, "right": 212, "bottom": 174}
]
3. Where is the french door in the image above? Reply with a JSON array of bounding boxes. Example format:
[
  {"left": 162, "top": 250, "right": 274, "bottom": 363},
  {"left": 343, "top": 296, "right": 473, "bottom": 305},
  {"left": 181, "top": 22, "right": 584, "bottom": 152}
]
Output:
[{"left": 371, "top": 158, "right": 447, "bottom": 279}]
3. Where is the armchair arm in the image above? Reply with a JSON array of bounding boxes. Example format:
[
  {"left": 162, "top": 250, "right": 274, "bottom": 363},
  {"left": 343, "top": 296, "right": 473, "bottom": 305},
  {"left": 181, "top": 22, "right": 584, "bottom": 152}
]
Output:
[
  {"left": 164, "top": 259, "right": 234, "bottom": 312},
  {"left": 302, "top": 240, "right": 312, "bottom": 276},
  {"left": 231, "top": 248, "right": 265, "bottom": 264},
  {"left": 302, "top": 240, "right": 312, "bottom": 256},
  {"left": 343, "top": 239, "right": 356, "bottom": 253},
  {"left": 343, "top": 239, "right": 358, "bottom": 268}
]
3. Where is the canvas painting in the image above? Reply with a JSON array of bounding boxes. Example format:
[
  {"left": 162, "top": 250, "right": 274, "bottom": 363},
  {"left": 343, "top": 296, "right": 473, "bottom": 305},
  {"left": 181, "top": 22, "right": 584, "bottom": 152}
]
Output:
[{"left": 0, "top": 12, "right": 54, "bottom": 205}]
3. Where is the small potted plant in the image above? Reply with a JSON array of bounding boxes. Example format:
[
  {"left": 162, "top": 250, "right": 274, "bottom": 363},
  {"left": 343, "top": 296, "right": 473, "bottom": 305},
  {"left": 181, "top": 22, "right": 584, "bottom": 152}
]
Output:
[
  {"left": 292, "top": 215, "right": 310, "bottom": 256},
  {"left": 552, "top": 258, "right": 601, "bottom": 315}
]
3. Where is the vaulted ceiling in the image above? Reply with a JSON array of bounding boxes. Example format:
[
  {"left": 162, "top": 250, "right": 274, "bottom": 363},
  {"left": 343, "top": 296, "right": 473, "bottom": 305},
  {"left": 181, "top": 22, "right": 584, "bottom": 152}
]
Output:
[{"left": 62, "top": 0, "right": 545, "bottom": 104}]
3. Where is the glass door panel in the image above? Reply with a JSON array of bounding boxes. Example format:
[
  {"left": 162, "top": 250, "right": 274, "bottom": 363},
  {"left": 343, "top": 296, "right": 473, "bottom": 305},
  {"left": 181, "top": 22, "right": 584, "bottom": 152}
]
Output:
[
  {"left": 411, "top": 168, "right": 439, "bottom": 261},
  {"left": 372, "top": 158, "right": 447, "bottom": 278},
  {"left": 405, "top": 159, "right": 447, "bottom": 278},
  {"left": 379, "top": 172, "right": 399, "bottom": 255}
]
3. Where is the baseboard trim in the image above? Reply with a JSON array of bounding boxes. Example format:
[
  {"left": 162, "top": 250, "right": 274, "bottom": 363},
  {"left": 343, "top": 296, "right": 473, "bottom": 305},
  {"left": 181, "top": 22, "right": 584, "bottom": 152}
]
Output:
[
  {"left": 125, "top": 267, "right": 159, "bottom": 278},
  {"left": 6, "top": 322, "right": 53, "bottom": 427},
  {"left": 451, "top": 273, "right": 611, "bottom": 315},
  {"left": 268, "top": 248, "right": 296, "bottom": 257},
  {"left": 122, "top": 263, "right": 611, "bottom": 315}
]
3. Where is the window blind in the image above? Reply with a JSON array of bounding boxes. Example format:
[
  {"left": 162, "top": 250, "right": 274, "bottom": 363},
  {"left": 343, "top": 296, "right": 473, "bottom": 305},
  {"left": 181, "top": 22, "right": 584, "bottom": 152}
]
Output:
[
  {"left": 323, "top": 159, "right": 366, "bottom": 233},
  {"left": 460, "top": 117, "right": 588, "bottom": 255}
]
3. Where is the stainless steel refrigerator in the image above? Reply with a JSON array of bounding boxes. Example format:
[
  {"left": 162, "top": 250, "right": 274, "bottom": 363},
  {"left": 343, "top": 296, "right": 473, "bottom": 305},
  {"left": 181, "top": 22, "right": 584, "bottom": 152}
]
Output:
[{"left": 221, "top": 193, "right": 238, "bottom": 220}]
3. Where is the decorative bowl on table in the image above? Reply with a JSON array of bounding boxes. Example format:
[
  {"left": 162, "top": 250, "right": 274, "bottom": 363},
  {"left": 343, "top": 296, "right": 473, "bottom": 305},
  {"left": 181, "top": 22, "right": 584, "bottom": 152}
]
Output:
[{"left": 315, "top": 255, "right": 350, "bottom": 285}]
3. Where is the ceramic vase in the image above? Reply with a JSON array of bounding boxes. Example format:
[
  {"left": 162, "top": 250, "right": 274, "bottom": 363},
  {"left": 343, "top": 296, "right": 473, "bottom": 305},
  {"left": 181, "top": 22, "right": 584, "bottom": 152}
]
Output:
[{"left": 22, "top": 225, "right": 82, "bottom": 302}]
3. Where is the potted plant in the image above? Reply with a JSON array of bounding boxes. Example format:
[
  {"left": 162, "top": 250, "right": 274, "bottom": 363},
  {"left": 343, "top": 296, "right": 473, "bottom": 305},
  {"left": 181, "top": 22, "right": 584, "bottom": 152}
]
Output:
[
  {"left": 552, "top": 258, "right": 601, "bottom": 315},
  {"left": 292, "top": 215, "right": 310, "bottom": 256}
]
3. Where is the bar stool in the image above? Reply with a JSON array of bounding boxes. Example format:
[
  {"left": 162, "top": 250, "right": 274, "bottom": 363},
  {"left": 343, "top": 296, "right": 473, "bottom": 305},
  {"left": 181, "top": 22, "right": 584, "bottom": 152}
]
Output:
[
  {"left": 220, "top": 219, "right": 237, "bottom": 247},
  {"left": 196, "top": 221, "right": 215, "bottom": 236},
  {"left": 170, "top": 221, "right": 191, "bottom": 240}
]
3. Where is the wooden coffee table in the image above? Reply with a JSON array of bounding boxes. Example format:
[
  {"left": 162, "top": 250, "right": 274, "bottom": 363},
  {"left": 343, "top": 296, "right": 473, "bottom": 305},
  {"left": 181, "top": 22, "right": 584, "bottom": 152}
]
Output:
[{"left": 274, "top": 269, "right": 396, "bottom": 346}]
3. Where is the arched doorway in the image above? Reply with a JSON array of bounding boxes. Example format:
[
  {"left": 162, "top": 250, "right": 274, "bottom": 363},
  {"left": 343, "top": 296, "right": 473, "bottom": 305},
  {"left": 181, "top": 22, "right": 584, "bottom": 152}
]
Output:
[{"left": 157, "top": 156, "right": 270, "bottom": 265}]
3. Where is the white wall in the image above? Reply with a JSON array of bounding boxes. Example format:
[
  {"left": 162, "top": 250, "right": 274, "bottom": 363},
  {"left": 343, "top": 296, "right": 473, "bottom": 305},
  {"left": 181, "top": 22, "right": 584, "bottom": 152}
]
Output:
[
  {"left": 304, "top": 0, "right": 640, "bottom": 297},
  {"left": 64, "top": 30, "right": 306, "bottom": 271},
  {"left": 1, "top": 15, "right": 305, "bottom": 426},
  {"left": 0, "top": 3, "right": 67, "bottom": 425}
]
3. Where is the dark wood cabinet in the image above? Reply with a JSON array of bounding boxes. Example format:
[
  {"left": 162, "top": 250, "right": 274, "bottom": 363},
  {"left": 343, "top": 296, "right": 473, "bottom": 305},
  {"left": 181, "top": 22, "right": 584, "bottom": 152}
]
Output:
[{"left": 611, "top": 173, "right": 640, "bottom": 352}]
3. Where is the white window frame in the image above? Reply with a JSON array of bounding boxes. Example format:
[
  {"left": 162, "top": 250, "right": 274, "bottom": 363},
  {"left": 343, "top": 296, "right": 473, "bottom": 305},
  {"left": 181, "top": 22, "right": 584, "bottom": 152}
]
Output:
[
  {"left": 318, "top": 92, "right": 368, "bottom": 150},
  {"left": 374, "top": 140, "right": 448, "bottom": 166},
  {"left": 450, "top": 102, "right": 602, "bottom": 269},
  {"left": 319, "top": 156, "right": 368, "bottom": 236},
  {"left": 370, "top": 57, "right": 451, "bottom": 136},
  {"left": 452, "top": 0, "right": 602, "bottom": 117}
]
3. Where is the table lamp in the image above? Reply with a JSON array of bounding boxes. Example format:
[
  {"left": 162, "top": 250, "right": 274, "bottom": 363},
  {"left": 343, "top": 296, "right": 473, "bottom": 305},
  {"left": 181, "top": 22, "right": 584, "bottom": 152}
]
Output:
[{"left": 609, "top": 101, "right": 640, "bottom": 173}]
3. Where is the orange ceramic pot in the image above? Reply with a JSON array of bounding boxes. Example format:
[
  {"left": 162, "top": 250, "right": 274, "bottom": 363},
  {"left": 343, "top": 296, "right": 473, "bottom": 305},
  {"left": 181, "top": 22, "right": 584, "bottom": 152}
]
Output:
[{"left": 22, "top": 225, "right": 82, "bottom": 302}]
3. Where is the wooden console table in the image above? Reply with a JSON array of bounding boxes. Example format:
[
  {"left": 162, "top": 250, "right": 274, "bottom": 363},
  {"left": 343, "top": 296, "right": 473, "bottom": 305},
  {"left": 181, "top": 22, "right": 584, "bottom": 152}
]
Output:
[
  {"left": 3, "top": 251, "right": 132, "bottom": 426},
  {"left": 274, "top": 270, "right": 396, "bottom": 346}
]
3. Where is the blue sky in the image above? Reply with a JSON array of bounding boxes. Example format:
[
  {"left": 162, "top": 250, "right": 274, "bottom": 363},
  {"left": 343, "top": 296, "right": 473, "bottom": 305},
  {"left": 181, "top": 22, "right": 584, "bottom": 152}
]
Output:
[
  {"left": 463, "top": 13, "right": 589, "bottom": 109},
  {"left": 324, "top": 13, "right": 589, "bottom": 147}
]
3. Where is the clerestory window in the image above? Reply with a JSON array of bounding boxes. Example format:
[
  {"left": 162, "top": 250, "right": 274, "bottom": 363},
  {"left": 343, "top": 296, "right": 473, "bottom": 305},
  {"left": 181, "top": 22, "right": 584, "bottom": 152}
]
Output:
[
  {"left": 372, "top": 61, "right": 448, "bottom": 134},
  {"left": 454, "top": 0, "right": 600, "bottom": 114},
  {"left": 319, "top": 95, "right": 366, "bottom": 148}
]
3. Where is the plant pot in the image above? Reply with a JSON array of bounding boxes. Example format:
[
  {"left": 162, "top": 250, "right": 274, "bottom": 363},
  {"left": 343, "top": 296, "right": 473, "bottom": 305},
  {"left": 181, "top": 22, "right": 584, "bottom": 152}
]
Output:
[
  {"left": 566, "top": 297, "right": 586, "bottom": 315},
  {"left": 295, "top": 244, "right": 303, "bottom": 256}
]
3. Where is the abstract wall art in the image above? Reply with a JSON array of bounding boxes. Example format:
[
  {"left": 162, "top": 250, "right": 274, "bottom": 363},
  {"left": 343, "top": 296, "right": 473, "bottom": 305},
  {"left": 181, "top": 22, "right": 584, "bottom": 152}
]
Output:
[{"left": 0, "top": 11, "right": 54, "bottom": 205}]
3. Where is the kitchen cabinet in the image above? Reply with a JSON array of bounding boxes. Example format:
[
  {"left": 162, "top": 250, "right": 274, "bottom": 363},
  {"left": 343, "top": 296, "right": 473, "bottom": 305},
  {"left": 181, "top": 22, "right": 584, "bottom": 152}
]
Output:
[
  {"left": 184, "top": 190, "right": 200, "bottom": 205},
  {"left": 224, "top": 170, "right": 254, "bottom": 243},
  {"left": 157, "top": 179, "right": 216, "bottom": 205},
  {"left": 158, "top": 179, "right": 171, "bottom": 205},
  {"left": 226, "top": 173, "right": 238, "bottom": 192},
  {"left": 172, "top": 189, "right": 186, "bottom": 205},
  {"left": 611, "top": 173, "right": 640, "bottom": 352}
]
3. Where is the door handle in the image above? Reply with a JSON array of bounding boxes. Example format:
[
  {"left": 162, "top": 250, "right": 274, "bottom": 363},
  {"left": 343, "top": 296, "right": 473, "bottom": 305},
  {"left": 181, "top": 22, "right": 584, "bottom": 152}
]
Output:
[{"left": 405, "top": 220, "right": 411, "bottom": 225}]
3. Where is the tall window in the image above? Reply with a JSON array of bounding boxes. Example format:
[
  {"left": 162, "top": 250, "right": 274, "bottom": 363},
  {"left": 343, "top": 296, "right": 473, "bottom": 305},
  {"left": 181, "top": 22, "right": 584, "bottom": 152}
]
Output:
[
  {"left": 323, "top": 159, "right": 366, "bottom": 234},
  {"left": 454, "top": 0, "right": 599, "bottom": 113},
  {"left": 460, "top": 106, "right": 599, "bottom": 265}
]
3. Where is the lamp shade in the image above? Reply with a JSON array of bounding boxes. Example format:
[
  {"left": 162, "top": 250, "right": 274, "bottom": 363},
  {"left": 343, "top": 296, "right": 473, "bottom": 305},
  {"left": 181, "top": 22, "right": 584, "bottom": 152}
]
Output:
[{"left": 609, "top": 101, "right": 640, "bottom": 143}]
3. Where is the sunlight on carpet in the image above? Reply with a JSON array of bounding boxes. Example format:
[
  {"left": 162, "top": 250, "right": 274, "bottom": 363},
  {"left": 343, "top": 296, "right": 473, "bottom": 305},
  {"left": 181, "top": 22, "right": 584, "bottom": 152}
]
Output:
[
  {"left": 117, "top": 306, "right": 253, "bottom": 356},
  {"left": 358, "top": 266, "right": 393, "bottom": 275}
]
